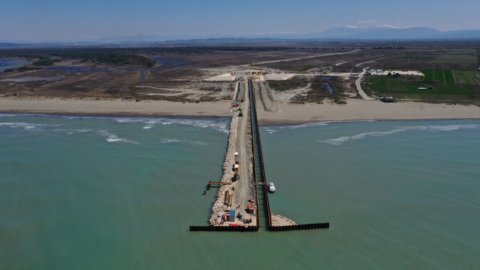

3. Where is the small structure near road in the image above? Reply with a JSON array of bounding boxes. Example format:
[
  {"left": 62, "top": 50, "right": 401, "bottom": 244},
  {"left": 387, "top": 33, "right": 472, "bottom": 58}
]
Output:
[{"left": 418, "top": 86, "right": 434, "bottom": 90}]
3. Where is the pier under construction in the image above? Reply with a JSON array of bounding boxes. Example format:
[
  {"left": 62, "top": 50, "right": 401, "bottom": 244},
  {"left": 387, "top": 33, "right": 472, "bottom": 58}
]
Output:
[{"left": 190, "top": 79, "right": 329, "bottom": 232}]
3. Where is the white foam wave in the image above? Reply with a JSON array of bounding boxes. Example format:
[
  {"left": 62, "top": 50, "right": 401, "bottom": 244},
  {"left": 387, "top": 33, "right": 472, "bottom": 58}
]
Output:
[
  {"left": 73, "top": 128, "right": 92, "bottom": 133},
  {"left": 160, "top": 138, "right": 208, "bottom": 146},
  {"left": 98, "top": 130, "right": 139, "bottom": 144},
  {"left": 0, "top": 122, "right": 58, "bottom": 130},
  {"left": 53, "top": 128, "right": 93, "bottom": 135},
  {"left": 263, "top": 122, "right": 330, "bottom": 134},
  {"left": 161, "top": 138, "right": 181, "bottom": 143},
  {"left": 0, "top": 113, "right": 20, "bottom": 117},
  {"left": 321, "top": 124, "right": 480, "bottom": 146},
  {"left": 114, "top": 117, "right": 228, "bottom": 133},
  {"left": 0, "top": 115, "right": 228, "bottom": 133},
  {"left": 263, "top": 127, "right": 278, "bottom": 134},
  {"left": 284, "top": 122, "right": 330, "bottom": 130},
  {"left": 265, "top": 120, "right": 380, "bottom": 134}
]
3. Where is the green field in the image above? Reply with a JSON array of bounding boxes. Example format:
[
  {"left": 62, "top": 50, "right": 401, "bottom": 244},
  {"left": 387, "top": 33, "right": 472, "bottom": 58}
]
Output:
[
  {"left": 366, "top": 74, "right": 480, "bottom": 105},
  {"left": 452, "top": 70, "right": 480, "bottom": 85},
  {"left": 422, "top": 69, "right": 455, "bottom": 84}
]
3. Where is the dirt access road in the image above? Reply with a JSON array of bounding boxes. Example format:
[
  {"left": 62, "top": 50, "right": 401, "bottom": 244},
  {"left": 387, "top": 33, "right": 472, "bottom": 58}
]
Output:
[
  {"left": 355, "top": 68, "right": 374, "bottom": 100},
  {"left": 255, "top": 81, "right": 278, "bottom": 112},
  {"left": 233, "top": 80, "right": 254, "bottom": 216},
  {"left": 253, "top": 49, "right": 361, "bottom": 65}
]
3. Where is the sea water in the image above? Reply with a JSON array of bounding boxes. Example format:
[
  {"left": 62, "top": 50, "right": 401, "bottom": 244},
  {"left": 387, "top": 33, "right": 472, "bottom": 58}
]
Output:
[{"left": 0, "top": 114, "right": 479, "bottom": 269}]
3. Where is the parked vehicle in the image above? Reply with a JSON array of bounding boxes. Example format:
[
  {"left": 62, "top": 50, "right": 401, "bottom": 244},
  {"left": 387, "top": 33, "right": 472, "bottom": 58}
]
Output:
[{"left": 380, "top": 96, "right": 396, "bottom": 103}]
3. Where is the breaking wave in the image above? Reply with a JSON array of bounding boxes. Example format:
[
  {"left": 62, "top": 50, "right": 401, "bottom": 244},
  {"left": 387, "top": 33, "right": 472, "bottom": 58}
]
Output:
[
  {"left": 53, "top": 128, "right": 93, "bottom": 135},
  {"left": 114, "top": 117, "right": 229, "bottom": 133},
  {"left": 263, "top": 120, "right": 376, "bottom": 134},
  {"left": 321, "top": 124, "right": 480, "bottom": 146},
  {"left": 0, "top": 122, "right": 58, "bottom": 130},
  {"left": 0, "top": 113, "right": 21, "bottom": 117},
  {"left": 160, "top": 138, "right": 181, "bottom": 144},
  {"left": 0, "top": 114, "right": 228, "bottom": 133},
  {"left": 264, "top": 122, "right": 330, "bottom": 134},
  {"left": 160, "top": 138, "right": 209, "bottom": 146},
  {"left": 98, "top": 130, "right": 139, "bottom": 144}
]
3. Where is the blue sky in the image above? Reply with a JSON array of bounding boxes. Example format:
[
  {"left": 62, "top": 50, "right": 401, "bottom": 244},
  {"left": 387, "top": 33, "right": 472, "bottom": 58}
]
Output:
[{"left": 1, "top": 0, "right": 480, "bottom": 42}]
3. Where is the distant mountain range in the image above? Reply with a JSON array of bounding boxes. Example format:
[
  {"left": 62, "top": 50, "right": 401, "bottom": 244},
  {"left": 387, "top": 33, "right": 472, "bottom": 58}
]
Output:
[
  {"left": 1, "top": 26, "right": 480, "bottom": 48},
  {"left": 293, "top": 26, "right": 480, "bottom": 40}
]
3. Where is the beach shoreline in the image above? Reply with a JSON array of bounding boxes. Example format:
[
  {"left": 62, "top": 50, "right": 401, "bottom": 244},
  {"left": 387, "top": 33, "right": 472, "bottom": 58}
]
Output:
[{"left": 1, "top": 97, "right": 480, "bottom": 125}]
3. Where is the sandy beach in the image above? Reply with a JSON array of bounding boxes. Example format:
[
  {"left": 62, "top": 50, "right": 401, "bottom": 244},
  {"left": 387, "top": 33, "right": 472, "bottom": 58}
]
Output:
[
  {"left": 1, "top": 97, "right": 480, "bottom": 124},
  {"left": 0, "top": 97, "right": 231, "bottom": 118},
  {"left": 258, "top": 99, "right": 480, "bottom": 124}
]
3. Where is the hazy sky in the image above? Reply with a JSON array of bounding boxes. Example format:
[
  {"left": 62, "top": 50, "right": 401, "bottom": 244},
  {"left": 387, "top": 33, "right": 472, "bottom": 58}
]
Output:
[{"left": 1, "top": 0, "right": 480, "bottom": 42}]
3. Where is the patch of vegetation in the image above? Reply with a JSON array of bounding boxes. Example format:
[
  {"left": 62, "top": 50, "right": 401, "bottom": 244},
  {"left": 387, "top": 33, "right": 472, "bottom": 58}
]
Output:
[
  {"left": 309, "top": 77, "right": 346, "bottom": 104},
  {"left": 365, "top": 74, "right": 480, "bottom": 105},
  {"left": 422, "top": 69, "right": 455, "bottom": 84},
  {"left": 393, "top": 55, "right": 437, "bottom": 63},
  {"left": 298, "top": 65, "right": 316, "bottom": 72},
  {"left": 378, "top": 49, "right": 477, "bottom": 70},
  {"left": 290, "top": 94, "right": 308, "bottom": 104},
  {"left": 53, "top": 50, "right": 156, "bottom": 67},
  {"left": 431, "top": 54, "right": 477, "bottom": 67},
  {"left": 199, "top": 86, "right": 222, "bottom": 92},
  {"left": 17, "top": 66, "right": 41, "bottom": 72},
  {"left": 268, "top": 77, "right": 309, "bottom": 91},
  {"left": 452, "top": 70, "right": 480, "bottom": 85},
  {"left": 0, "top": 48, "right": 156, "bottom": 67},
  {"left": 32, "top": 58, "right": 56, "bottom": 66},
  {"left": 103, "top": 89, "right": 120, "bottom": 95}
]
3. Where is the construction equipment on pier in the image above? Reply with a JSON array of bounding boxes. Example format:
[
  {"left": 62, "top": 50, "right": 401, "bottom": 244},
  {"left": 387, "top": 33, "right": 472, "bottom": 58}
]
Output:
[{"left": 224, "top": 190, "right": 233, "bottom": 206}]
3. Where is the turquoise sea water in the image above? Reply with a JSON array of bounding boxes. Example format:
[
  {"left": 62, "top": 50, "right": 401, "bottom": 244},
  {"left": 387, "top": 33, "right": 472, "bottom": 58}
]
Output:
[{"left": 0, "top": 114, "right": 479, "bottom": 269}]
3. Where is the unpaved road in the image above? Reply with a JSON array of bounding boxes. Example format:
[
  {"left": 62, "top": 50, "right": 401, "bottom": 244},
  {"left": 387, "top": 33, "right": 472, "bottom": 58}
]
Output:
[
  {"left": 355, "top": 60, "right": 377, "bottom": 67},
  {"left": 255, "top": 82, "right": 278, "bottom": 112},
  {"left": 254, "top": 50, "right": 361, "bottom": 65},
  {"left": 355, "top": 68, "right": 374, "bottom": 100},
  {"left": 298, "top": 72, "right": 359, "bottom": 78},
  {"left": 233, "top": 80, "right": 254, "bottom": 216}
]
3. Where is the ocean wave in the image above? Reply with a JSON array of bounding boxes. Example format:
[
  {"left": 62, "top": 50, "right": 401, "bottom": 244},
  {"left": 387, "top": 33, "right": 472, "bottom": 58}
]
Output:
[
  {"left": 263, "top": 127, "right": 278, "bottom": 134},
  {"left": 160, "top": 138, "right": 209, "bottom": 146},
  {"left": 0, "top": 113, "right": 21, "bottom": 118},
  {"left": 114, "top": 117, "right": 229, "bottom": 133},
  {"left": 263, "top": 120, "right": 378, "bottom": 134},
  {"left": 264, "top": 122, "right": 330, "bottom": 134},
  {"left": 73, "top": 128, "right": 92, "bottom": 133},
  {"left": 321, "top": 124, "right": 480, "bottom": 146},
  {"left": 160, "top": 138, "right": 181, "bottom": 144},
  {"left": 0, "top": 114, "right": 229, "bottom": 133},
  {"left": 53, "top": 128, "right": 93, "bottom": 135},
  {"left": 98, "top": 130, "right": 139, "bottom": 144},
  {"left": 142, "top": 125, "right": 153, "bottom": 130},
  {"left": 0, "top": 122, "right": 59, "bottom": 130}
]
